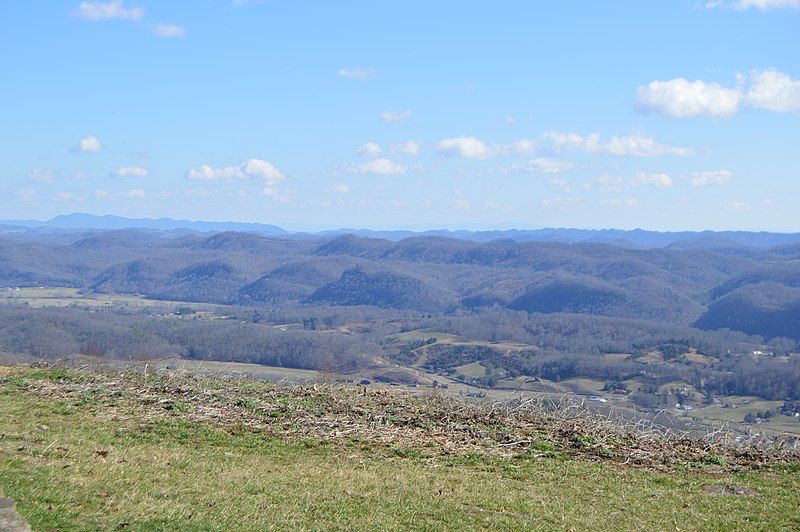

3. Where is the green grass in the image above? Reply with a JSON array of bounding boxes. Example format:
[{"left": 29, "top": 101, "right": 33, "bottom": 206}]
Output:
[{"left": 1, "top": 373, "right": 800, "bottom": 530}]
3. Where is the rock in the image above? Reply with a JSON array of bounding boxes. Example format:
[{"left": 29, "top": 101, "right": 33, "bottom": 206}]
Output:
[{"left": 0, "top": 489, "right": 32, "bottom": 532}]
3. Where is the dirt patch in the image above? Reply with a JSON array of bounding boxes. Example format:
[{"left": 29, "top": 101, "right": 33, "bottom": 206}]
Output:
[{"left": 704, "top": 485, "right": 760, "bottom": 497}]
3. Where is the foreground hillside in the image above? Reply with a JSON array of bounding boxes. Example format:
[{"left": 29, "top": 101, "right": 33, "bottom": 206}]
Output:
[{"left": 1, "top": 366, "right": 799, "bottom": 530}]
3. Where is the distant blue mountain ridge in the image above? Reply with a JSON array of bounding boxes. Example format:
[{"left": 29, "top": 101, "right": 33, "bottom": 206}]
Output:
[{"left": 2, "top": 212, "right": 799, "bottom": 249}]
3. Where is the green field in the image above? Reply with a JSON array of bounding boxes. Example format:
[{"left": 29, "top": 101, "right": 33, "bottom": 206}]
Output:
[
  {"left": 1, "top": 366, "right": 799, "bottom": 530},
  {"left": 0, "top": 287, "right": 221, "bottom": 313}
]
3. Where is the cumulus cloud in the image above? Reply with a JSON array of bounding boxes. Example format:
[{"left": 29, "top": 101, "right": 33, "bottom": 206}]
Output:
[
  {"left": 381, "top": 109, "right": 411, "bottom": 123},
  {"left": 510, "top": 158, "right": 574, "bottom": 174},
  {"left": 637, "top": 69, "right": 800, "bottom": 118},
  {"left": 708, "top": 0, "right": 800, "bottom": 9},
  {"left": 436, "top": 136, "right": 492, "bottom": 159},
  {"left": 544, "top": 131, "right": 691, "bottom": 157},
  {"left": 17, "top": 188, "right": 37, "bottom": 201},
  {"left": 184, "top": 188, "right": 210, "bottom": 198},
  {"left": 356, "top": 142, "right": 382, "bottom": 157},
  {"left": 390, "top": 140, "right": 422, "bottom": 156},
  {"left": 124, "top": 188, "right": 145, "bottom": 199},
  {"left": 636, "top": 79, "right": 741, "bottom": 118},
  {"left": 691, "top": 170, "right": 732, "bottom": 187},
  {"left": 73, "top": 0, "right": 144, "bottom": 20},
  {"left": 347, "top": 158, "right": 407, "bottom": 176},
  {"left": 75, "top": 135, "right": 103, "bottom": 153},
  {"left": 507, "top": 139, "right": 538, "bottom": 155},
  {"left": 71, "top": 171, "right": 90, "bottom": 180},
  {"left": 597, "top": 175, "right": 627, "bottom": 192},
  {"left": 745, "top": 69, "right": 800, "bottom": 112},
  {"left": 326, "top": 184, "right": 350, "bottom": 193},
  {"left": 600, "top": 198, "right": 640, "bottom": 207},
  {"left": 337, "top": 68, "right": 376, "bottom": 80},
  {"left": 605, "top": 135, "right": 692, "bottom": 157},
  {"left": 55, "top": 192, "right": 82, "bottom": 201},
  {"left": 631, "top": 172, "right": 673, "bottom": 188},
  {"left": 28, "top": 169, "right": 54, "bottom": 183},
  {"left": 94, "top": 189, "right": 109, "bottom": 199},
  {"left": 541, "top": 196, "right": 585, "bottom": 208},
  {"left": 729, "top": 200, "right": 751, "bottom": 211},
  {"left": 436, "top": 136, "right": 537, "bottom": 159},
  {"left": 152, "top": 24, "right": 186, "bottom": 38},
  {"left": 244, "top": 158, "right": 284, "bottom": 182},
  {"left": 114, "top": 165, "right": 148, "bottom": 177},
  {"left": 186, "top": 158, "right": 284, "bottom": 184}
]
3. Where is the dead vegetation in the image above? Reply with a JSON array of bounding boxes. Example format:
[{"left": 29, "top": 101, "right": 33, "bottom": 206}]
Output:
[{"left": 2, "top": 364, "right": 799, "bottom": 472}]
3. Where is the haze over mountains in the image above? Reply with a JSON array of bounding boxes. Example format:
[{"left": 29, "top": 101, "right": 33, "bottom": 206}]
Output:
[{"left": 3, "top": 213, "right": 800, "bottom": 248}]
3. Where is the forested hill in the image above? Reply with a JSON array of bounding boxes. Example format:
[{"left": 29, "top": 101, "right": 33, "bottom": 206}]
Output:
[{"left": 1, "top": 226, "right": 799, "bottom": 342}]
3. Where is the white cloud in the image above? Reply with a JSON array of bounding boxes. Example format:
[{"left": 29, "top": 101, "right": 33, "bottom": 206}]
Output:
[
  {"left": 390, "top": 140, "right": 422, "bottom": 156},
  {"left": 710, "top": 0, "right": 800, "bottom": 9},
  {"left": 187, "top": 158, "right": 284, "bottom": 184},
  {"left": 262, "top": 188, "right": 292, "bottom": 203},
  {"left": 73, "top": 0, "right": 144, "bottom": 20},
  {"left": 94, "top": 189, "right": 109, "bottom": 199},
  {"left": 152, "top": 24, "right": 186, "bottom": 38},
  {"left": 600, "top": 198, "right": 640, "bottom": 207},
  {"left": 507, "top": 139, "right": 538, "bottom": 155},
  {"left": 356, "top": 142, "right": 382, "bottom": 157},
  {"left": 597, "top": 175, "right": 627, "bottom": 192},
  {"left": 541, "top": 196, "right": 585, "bottom": 208},
  {"left": 71, "top": 171, "right": 90, "bottom": 180},
  {"left": 737, "top": 0, "right": 800, "bottom": 8},
  {"left": 511, "top": 157, "right": 574, "bottom": 174},
  {"left": 347, "top": 158, "right": 407, "bottom": 176},
  {"left": 28, "top": 169, "right": 54, "bottom": 183},
  {"left": 729, "top": 200, "right": 751, "bottom": 211},
  {"left": 114, "top": 165, "right": 148, "bottom": 177},
  {"left": 124, "top": 188, "right": 145, "bottom": 199},
  {"left": 244, "top": 158, "right": 284, "bottom": 183},
  {"left": 184, "top": 188, "right": 210, "bottom": 198},
  {"left": 337, "top": 68, "right": 376, "bottom": 80},
  {"left": 452, "top": 199, "right": 471, "bottom": 210},
  {"left": 381, "top": 109, "right": 411, "bottom": 123},
  {"left": 691, "top": 170, "right": 732, "bottom": 187},
  {"left": 631, "top": 172, "right": 673, "bottom": 188},
  {"left": 544, "top": 130, "right": 691, "bottom": 156},
  {"left": 326, "top": 184, "right": 350, "bottom": 193},
  {"left": 745, "top": 69, "right": 800, "bottom": 112},
  {"left": 436, "top": 136, "right": 492, "bottom": 159},
  {"left": 637, "top": 69, "right": 800, "bottom": 118},
  {"left": 636, "top": 78, "right": 741, "bottom": 118},
  {"left": 605, "top": 135, "right": 692, "bottom": 157},
  {"left": 76, "top": 135, "right": 103, "bottom": 153},
  {"left": 544, "top": 131, "right": 602, "bottom": 152},
  {"left": 55, "top": 192, "right": 82, "bottom": 201},
  {"left": 17, "top": 188, "right": 36, "bottom": 201}
]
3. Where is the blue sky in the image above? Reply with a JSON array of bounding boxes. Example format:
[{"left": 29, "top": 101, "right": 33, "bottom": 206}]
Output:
[{"left": 1, "top": 0, "right": 798, "bottom": 231}]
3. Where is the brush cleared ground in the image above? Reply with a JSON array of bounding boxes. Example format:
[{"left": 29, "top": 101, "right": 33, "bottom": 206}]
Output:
[{"left": 1, "top": 365, "right": 799, "bottom": 530}]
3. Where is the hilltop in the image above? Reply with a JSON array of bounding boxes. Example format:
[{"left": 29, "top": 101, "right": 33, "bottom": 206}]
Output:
[{"left": 1, "top": 364, "right": 799, "bottom": 529}]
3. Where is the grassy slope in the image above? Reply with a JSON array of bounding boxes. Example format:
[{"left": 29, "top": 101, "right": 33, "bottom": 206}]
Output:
[{"left": 1, "top": 368, "right": 799, "bottom": 530}]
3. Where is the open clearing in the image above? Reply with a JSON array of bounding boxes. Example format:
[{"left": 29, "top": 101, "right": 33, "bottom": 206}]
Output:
[
  {"left": 0, "top": 287, "right": 222, "bottom": 313},
  {"left": 1, "top": 365, "right": 799, "bottom": 530}
]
